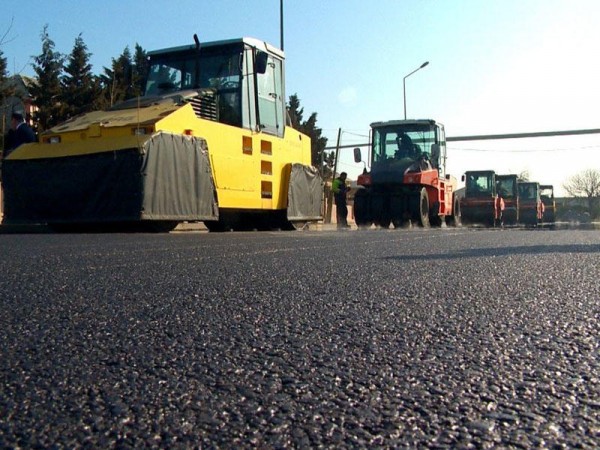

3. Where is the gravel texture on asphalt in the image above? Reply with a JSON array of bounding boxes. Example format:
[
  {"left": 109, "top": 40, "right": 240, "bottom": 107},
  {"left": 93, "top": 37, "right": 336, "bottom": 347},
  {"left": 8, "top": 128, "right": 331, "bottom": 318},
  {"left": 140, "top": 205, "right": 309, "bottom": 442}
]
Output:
[{"left": 0, "top": 228, "right": 599, "bottom": 448}]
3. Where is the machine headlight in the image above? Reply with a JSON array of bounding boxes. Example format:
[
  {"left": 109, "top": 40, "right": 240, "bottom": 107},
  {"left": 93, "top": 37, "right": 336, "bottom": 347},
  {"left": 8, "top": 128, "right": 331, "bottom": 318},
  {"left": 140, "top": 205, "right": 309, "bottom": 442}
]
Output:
[
  {"left": 132, "top": 127, "right": 153, "bottom": 136},
  {"left": 44, "top": 136, "right": 61, "bottom": 144}
]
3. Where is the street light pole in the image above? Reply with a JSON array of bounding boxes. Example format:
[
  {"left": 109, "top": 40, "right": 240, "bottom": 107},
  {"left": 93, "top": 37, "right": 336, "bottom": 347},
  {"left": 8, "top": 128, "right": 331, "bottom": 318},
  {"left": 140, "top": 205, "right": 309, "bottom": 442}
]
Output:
[{"left": 403, "top": 61, "right": 429, "bottom": 120}]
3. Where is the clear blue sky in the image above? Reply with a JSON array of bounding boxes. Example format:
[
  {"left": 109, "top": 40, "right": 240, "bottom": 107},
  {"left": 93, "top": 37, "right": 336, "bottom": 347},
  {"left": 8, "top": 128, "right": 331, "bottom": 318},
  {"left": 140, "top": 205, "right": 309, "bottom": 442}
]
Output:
[{"left": 2, "top": 0, "right": 599, "bottom": 196}]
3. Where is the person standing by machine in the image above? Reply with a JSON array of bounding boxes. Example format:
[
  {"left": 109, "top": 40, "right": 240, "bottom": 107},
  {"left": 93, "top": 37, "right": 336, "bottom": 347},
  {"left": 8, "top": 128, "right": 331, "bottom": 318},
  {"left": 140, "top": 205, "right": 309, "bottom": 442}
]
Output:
[
  {"left": 4, "top": 112, "right": 36, "bottom": 158},
  {"left": 332, "top": 172, "right": 350, "bottom": 229}
]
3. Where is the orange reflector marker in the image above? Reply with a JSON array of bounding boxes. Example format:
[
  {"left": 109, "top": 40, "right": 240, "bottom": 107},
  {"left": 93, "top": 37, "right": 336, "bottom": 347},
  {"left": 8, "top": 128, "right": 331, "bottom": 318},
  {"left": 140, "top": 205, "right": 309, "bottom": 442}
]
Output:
[{"left": 184, "top": 129, "right": 193, "bottom": 136}]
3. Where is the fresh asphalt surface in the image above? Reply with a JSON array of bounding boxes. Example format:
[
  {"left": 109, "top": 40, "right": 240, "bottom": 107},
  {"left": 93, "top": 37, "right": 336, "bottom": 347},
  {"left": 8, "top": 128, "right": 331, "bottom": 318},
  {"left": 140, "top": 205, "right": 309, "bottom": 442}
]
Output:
[{"left": 0, "top": 226, "right": 598, "bottom": 448}]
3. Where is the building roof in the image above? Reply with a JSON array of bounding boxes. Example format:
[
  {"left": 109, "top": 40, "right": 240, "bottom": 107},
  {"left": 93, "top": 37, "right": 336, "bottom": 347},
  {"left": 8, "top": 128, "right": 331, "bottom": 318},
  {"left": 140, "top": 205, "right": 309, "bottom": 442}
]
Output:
[{"left": 5, "top": 74, "right": 37, "bottom": 99}]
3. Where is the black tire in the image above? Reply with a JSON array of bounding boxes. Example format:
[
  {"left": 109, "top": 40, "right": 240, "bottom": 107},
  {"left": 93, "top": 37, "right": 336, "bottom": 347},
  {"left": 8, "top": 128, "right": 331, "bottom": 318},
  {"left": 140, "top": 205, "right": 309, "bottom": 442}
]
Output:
[
  {"left": 446, "top": 197, "right": 461, "bottom": 227},
  {"left": 430, "top": 214, "right": 443, "bottom": 227},
  {"left": 392, "top": 219, "right": 407, "bottom": 229},
  {"left": 353, "top": 189, "right": 372, "bottom": 229},
  {"left": 378, "top": 218, "right": 391, "bottom": 229},
  {"left": 204, "top": 220, "right": 229, "bottom": 232},
  {"left": 413, "top": 188, "right": 430, "bottom": 228},
  {"left": 142, "top": 221, "right": 179, "bottom": 233},
  {"left": 285, "top": 221, "right": 309, "bottom": 231}
]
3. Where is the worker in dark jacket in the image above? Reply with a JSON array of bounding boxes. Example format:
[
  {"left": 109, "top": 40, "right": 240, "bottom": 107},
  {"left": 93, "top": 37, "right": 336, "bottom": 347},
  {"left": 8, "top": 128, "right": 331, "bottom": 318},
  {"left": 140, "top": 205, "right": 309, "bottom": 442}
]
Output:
[
  {"left": 332, "top": 172, "right": 350, "bottom": 229},
  {"left": 4, "top": 112, "right": 36, "bottom": 159}
]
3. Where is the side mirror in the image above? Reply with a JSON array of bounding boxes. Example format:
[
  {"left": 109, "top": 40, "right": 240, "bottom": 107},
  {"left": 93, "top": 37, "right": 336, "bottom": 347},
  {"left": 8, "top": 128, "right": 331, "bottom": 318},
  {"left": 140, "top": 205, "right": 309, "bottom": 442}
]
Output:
[
  {"left": 353, "top": 147, "right": 362, "bottom": 163},
  {"left": 461, "top": 174, "right": 465, "bottom": 182},
  {"left": 256, "top": 51, "right": 269, "bottom": 74}
]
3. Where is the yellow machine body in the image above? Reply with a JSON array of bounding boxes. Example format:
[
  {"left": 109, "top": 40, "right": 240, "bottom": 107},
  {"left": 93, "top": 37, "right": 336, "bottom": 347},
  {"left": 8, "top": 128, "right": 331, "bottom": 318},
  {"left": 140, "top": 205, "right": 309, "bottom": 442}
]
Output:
[{"left": 3, "top": 37, "right": 322, "bottom": 231}]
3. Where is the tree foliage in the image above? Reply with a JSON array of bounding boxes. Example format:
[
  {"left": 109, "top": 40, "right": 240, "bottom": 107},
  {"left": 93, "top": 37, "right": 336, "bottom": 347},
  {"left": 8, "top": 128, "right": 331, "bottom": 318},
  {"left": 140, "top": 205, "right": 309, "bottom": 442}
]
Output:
[
  {"left": 0, "top": 48, "right": 8, "bottom": 112},
  {"left": 99, "top": 46, "right": 133, "bottom": 108},
  {"left": 61, "top": 34, "right": 99, "bottom": 118},
  {"left": 287, "top": 93, "right": 330, "bottom": 176},
  {"left": 29, "top": 25, "right": 65, "bottom": 130},
  {"left": 563, "top": 168, "right": 600, "bottom": 216},
  {"left": 22, "top": 28, "right": 152, "bottom": 129},
  {"left": 0, "top": 48, "right": 8, "bottom": 150},
  {"left": 97, "top": 44, "right": 147, "bottom": 108},
  {"left": 131, "top": 44, "right": 148, "bottom": 97}
]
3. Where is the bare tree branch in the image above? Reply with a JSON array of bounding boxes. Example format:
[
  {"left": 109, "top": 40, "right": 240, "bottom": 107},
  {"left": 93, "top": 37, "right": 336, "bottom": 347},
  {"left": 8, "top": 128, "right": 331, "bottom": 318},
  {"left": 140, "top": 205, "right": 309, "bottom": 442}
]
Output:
[
  {"left": 517, "top": 170, "right": 529, "bottom": 182},
  {"left": 0, "top": 17, "right": 17, "bottom": 47},
  {"left": 563, "top": 169, "right": 600, "bottom": 216},
  {"left": 563, "top": 169, "right": 600, "bottom": 198}
]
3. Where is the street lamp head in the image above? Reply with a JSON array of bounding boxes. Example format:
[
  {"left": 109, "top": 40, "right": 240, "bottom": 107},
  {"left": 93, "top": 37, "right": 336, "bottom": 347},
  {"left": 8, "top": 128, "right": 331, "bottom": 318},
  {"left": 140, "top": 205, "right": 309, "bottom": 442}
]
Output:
[{"left": 403, "top": 61, "right": 430, "bottom": 120}]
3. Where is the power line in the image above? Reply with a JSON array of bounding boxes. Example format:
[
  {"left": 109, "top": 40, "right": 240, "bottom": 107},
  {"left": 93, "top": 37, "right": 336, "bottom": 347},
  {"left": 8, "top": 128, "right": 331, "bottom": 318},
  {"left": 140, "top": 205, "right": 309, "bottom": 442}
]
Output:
[
  {"left": 448, "top": 144, "right": 600, "bottom": 153},
  {"left": 341, "top": 130, "right": 369, "bottom": 139},
  {"left": 447, "top": 128, "right": 600, "bottom": 142},
  {"left": 324, "top": 128, "right": 600, "bottom": 151}
]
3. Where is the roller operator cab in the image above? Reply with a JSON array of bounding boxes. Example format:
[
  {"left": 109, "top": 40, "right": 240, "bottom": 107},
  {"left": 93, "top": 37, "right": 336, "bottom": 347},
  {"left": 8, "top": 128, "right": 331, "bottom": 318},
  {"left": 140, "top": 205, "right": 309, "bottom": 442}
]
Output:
[
  {"left": 540, "top": 185, "right": 556, "bottom": 224},
  {"left": 2, "top": 37, "right": 323, "bottom": 232},
  {"left": 518, "top": 181, "right": 544, "bottom": 227},
  {"left": 353, "top": 119, "right": 460, "bottom": 229},
  {"left": 460, "top": 170, "right": 504, "bottom": 227},
  {"left": 496, "top": 174, "right": 519, "bottom": 225}
]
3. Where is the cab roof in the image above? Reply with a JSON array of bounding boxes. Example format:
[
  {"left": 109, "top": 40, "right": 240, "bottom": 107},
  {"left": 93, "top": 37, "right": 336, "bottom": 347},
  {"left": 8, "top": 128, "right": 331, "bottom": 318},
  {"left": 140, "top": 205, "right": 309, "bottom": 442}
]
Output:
[
  {"left": 370, "top": 119, "right": 440, "bottom": 128},
  {"left": 147, "top": 37, "right": 285, "bottom": 59},
  {"left": 464, "top": 170, "right": 495, "bottom": 176}
]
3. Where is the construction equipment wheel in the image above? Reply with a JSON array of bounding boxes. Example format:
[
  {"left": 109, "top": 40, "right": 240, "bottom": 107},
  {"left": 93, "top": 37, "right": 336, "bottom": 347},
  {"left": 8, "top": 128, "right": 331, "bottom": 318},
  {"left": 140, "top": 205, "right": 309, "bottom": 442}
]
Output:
[
  {"left": 377, "top": 218, "right": 391, "bottom": 229},
  {"left": 392, "top": 219, "right": 407, "bottom": 229},
  {"left": 285, "top": 221, "right": 309, "bottom": 231},
  {"left": 430, "top": 214, "right": 443, "bottom": 227},
  {"left": 356, "top": 220, "right": 373, "bottom": 230},
  {"left": 204, "top": 220, "right": 229, "bottom": 232},
  {"left": 446, "top": 197, "right": 462, "bottom": 227},
  {"left": 413, "top": 188, "right": 430, "bottom": 228},
  {"left": 353, "top": 189, "right": 372, "bottom": 229},
  {"left": 143, "top": 221, "right": 180, "bottom": 233}
]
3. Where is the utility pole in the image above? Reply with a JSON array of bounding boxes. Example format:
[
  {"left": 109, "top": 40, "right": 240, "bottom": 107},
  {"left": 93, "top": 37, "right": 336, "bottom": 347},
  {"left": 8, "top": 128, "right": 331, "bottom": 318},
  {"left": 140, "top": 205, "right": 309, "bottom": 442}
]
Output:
[{"left": 280, "top": 0, "right": 284, "bottom": 51}]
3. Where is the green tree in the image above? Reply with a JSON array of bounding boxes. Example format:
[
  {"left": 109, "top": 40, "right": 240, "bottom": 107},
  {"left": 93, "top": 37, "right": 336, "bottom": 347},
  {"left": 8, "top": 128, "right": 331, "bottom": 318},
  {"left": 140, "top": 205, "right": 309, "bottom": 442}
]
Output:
[
  {"left": 321, "top": 150, "right": 335, "bottom": 180},
  {"left": 131, "top": 43, "right": 148, "bottom": 97},
  {"left": 563, "top": 169, "right": 600, "bottom": 218},
  {"left": 0, "top": 19, "right": 14, "bottom": 110},
  {"left": 99, "top": 46, "right": 133, "bottom": 107},
  {"left": 0, "top": 48, "right": 8, "bottom": 150},
  {"left": 287, "top": 93, "right": 329, "bottom": 175},
  {"left": 61, "top": 34, "right": 99, "bottom": 118},
  {"left": 29, "top": 25, "right": 65, "bottom": 130}
]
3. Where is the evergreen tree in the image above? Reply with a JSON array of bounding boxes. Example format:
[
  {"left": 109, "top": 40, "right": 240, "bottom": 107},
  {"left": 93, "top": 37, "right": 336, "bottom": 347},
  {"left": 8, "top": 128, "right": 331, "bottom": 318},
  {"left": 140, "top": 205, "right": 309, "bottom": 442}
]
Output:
[
  {"left": 287, "top": 93, "right": 329, "bottom": 174},
  {"left": 0, "top": 48, "right": 8, "bottom": 150},
  {"left": 29, "top": 25, "right": 65, "bottom": 130},
  {"left": 61, "top": 34, "right": 99, "bottom": 118},
  {"left": 287, "top": 94, "right": 304, "bottom": 128},
  {"left": 132, "top": 43, "right": 148, "bottom": 97},
  {"left": 99, "top": 46, "right": 133, "bottom": 107}
]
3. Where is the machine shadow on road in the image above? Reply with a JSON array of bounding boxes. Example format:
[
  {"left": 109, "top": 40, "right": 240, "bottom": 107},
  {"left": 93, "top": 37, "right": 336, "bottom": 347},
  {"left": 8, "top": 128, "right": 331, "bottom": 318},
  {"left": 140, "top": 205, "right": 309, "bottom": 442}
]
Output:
[{"left": 382, "top": 243, "right": 600, "bottom": 261}]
